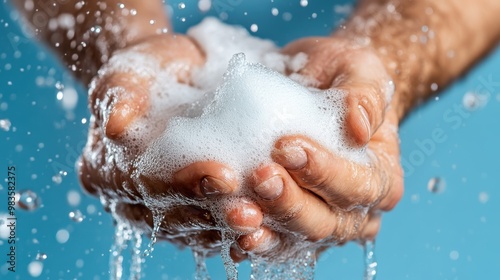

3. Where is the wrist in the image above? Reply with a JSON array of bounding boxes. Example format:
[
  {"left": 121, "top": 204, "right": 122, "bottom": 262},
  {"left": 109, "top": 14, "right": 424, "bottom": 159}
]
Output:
[{"left": 79, "top": 1, "right": 170, "bottom": 84}]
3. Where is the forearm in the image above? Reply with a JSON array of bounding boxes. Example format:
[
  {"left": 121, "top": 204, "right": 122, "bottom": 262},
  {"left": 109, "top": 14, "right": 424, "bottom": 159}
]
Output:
[
  {"left": 336, "top": 0, "right": 500, "bottom": 120},
  {"left": 14, "top": 0, "right": 170, "bottom": 84}
]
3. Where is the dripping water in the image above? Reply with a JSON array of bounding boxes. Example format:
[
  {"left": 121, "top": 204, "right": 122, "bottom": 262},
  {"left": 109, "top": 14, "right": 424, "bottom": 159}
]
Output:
[
  {"left": 130, "top": 230, "right": 144, "bottom": 280},
  {"left": 143, "top": 210, "right": 164, "bottom": 257},
  {"left": 363, "top": 240, "right": 377, "bottom": 280},
  {"left": 220, "top": 230, "right": 238, "bottom": 280},
  {"left": 193, "top": 249, "right": 211, "bottom": 280}
]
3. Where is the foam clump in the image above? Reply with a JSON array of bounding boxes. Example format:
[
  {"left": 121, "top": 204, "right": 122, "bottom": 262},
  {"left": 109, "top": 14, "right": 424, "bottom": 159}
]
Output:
[
  {"left": 137, "top": 53, "right": 364, "bottom": 183},
  {"left": 116, "top": 17, "right": 368, "bottom": 189}
]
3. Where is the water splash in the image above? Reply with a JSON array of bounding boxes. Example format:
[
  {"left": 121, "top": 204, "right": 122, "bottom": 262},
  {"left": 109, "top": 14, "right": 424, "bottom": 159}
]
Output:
[
  {"left": 193, "top": 250, "right": 211, "bottom": 280},
  {"left": 363, "top": 240, "right": 377, "bottom": 280}
]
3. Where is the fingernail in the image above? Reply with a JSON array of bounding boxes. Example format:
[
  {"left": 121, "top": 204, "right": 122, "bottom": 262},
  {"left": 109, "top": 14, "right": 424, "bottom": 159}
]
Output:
[
  {"left": 230, "top": 243, "right": 247, "bottom": 262},
  {"left": 358, "top": 104, "right": 371, "bottom": 140},
  {"left": 254, "top": 176, "right": 283, "bottom": 200},
  {"left": 200, "top": 176, "right": 231, "bottom": 198},
  {"left": 275, "top": 146, "right": 307, "bottom": 170}
]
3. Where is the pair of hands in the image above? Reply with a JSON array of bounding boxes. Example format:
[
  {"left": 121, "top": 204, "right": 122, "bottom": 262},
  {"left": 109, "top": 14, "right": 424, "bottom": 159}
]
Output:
[{"left": 78, "top": 32, "right": 403, "bottom": 261}]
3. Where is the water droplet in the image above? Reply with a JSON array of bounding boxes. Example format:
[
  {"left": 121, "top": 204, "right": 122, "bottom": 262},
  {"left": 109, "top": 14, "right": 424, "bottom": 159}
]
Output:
[
  {"left": 69, "top": 210, "right": 84, "bottom": 222},
  {"left": 250, "top": 24, "right": 258, "bottom": 32},
  {"left": 478, "top": 192, "right": 489, "bottom": 203},
  {"left": 198, "top": 0, "right": 211, "bottom": 12},
  {"left": 67, "top": 190, "right": 81, "bottom": 206},
  {"left": 449, "top": 250, "right": 459, "bottom": 260},
  {"left": 52, "top": 170, "right": 67, "bottom": 185},
  {"left": 28, "top": 261, "right": 43, "bottom": 277},
  {"left": 463, "top": 92, "right": 488, "bottom": 111},
  {"left": 143, "top": 211, "right": 163, "bottom": 257},
  {"left": 36, "top": 252, "right": 47, "bottom": 261},
  {"left": 0, "top": 119, "right": 11, "bottom": 131},
  {"left": 52, "top": 174, "right": 62, "bottom": 184},
  {"left": 56, "top": 229, "right": 70, "bottom": 244},
  {"left": 271, "top": 8, "right": 279, "bottom": 16},
  {"left": 300, "top": 0, "right": 308, "bottom": 7},
  {"left": 282, "top": 12, "right": 292, "bottom": 21},
  {"left": 18, "top": 190, "right": 41, "bottom": 211},
  {"left": 427, "top": 177, "right": 446, "bottom": 194},
  {"left": 130, "top": 9, "right": 137, "bottom": 16},
  {"left": 86, "top": 204, "right": 96, "bottom": 215},
  {"left": 91, "top": 25, "right": 102, "bottom": 34},
  {"left": 76, "top": 259, "right": 84, "bottom": 268},
  {"left": 430, "top": 83, "right": 438, "bottom": 91},
  {"left": 178, "top": 2, "right": 186, "bottom": 9}
]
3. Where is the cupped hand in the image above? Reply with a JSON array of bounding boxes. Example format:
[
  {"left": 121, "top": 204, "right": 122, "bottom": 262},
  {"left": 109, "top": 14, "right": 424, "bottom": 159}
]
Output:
[
  {"left": 230, "top": 37, "right": 404, "bottom": 260},
  {"left": 78, "top": 33, "right": 264, "bottom": 253}
]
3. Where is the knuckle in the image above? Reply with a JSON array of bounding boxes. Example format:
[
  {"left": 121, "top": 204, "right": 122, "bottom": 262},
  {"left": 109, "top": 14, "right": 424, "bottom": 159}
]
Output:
[
  {"left": 274, "top": 202, "right": 304, "bottom": 225},
  {"left": 306, "top": 225, "right": 333, "bottom": 242}
]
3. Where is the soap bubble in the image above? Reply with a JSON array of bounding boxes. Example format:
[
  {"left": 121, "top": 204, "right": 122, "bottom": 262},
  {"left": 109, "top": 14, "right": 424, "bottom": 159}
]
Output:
[
  {"left": 69, "top": 210, "right": 84, "bottom": 223},
  {"left": 18, "top": 190, "right": 41, "bottom": 211},
  {"left": 178, "top": 2, "right": 186, "bottom": 9},
  {"left": 427, "top": 177, "right": 446, "bottom": 193}
]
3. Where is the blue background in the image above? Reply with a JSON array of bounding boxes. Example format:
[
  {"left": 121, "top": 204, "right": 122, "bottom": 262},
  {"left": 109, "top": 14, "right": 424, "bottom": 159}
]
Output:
[{"left": 0, "top": 0, "right": 499, "bottom": 279}]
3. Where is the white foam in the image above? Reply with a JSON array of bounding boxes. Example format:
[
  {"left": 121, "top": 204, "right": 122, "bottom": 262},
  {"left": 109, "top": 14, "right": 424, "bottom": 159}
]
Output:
[{"left": 136, "top": 53, "right": 364, "bottom": 184}]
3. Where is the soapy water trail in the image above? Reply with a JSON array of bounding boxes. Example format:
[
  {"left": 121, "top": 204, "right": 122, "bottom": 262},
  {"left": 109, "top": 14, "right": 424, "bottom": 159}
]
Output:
[{"left": 221, "top": 230, "right": 238, "bottom": 280}]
